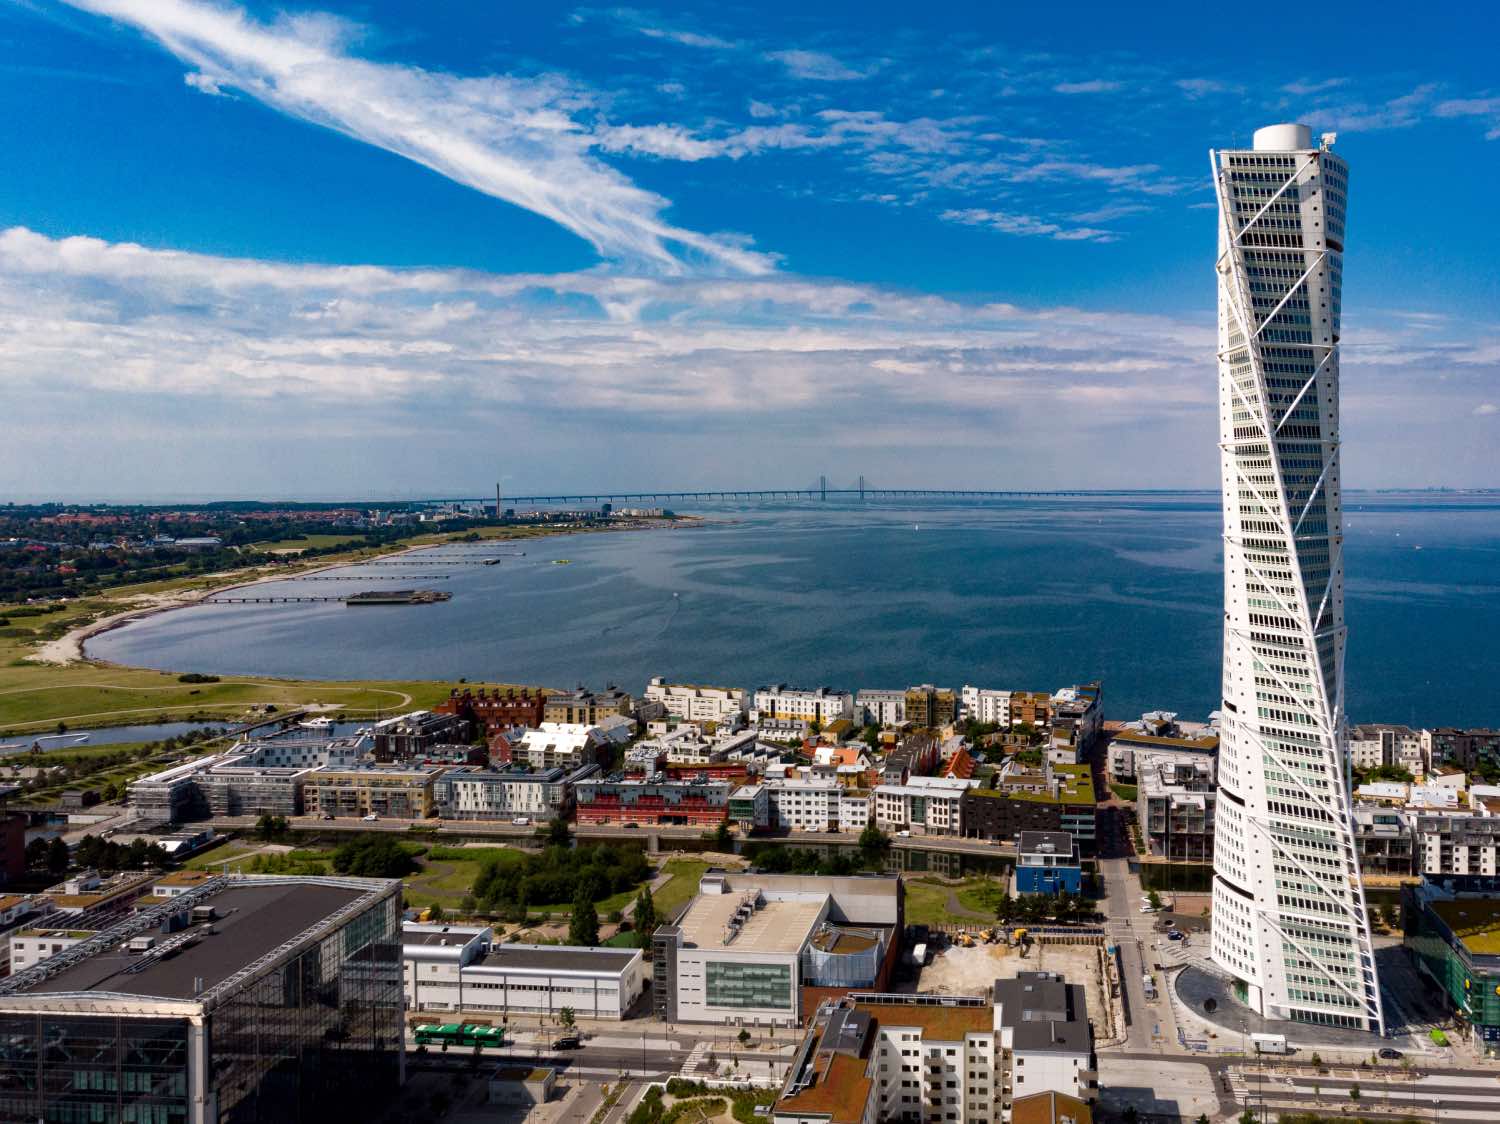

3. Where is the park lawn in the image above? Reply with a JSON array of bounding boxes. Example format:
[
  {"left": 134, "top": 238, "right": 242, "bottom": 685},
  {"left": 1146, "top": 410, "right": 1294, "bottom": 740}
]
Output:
[
  {"left": 603, "top": 930, "right": 640, "bottom": 948},
  {"left": 903, "top": 878, "right": 955, "bottom": 927},
  {"left": 250, "top": 534, "right": 365, "bottom": 553},
  {"left": 652, "top": 859, "right": 710, "bottom": 920},
  {"left": 1109, "top": 783, "right": 1139, "bottom": 801},
  {"left": 401, "top": 846, "right": 527, "bottom": 910},
  {"left": 184, "top": 842, "right": 264, "bottom": 870},
  {"left": 954, "top": 877, "right": 1007, "bottom": 916}
]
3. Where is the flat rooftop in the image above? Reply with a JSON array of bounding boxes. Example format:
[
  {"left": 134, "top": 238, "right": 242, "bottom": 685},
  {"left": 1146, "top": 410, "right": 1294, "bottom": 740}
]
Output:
[
  {"left": 5, "top": 879, "right": 377, "bottom": 1003},
  {"left": 1432, "top": 899, "right": 1500, "bottom": 955},
  {"left": 676, "top": 892, "right": 825, "bottom": 954},
  {"left": 473, "top": 943, "right": 639, "bottom": 974}
]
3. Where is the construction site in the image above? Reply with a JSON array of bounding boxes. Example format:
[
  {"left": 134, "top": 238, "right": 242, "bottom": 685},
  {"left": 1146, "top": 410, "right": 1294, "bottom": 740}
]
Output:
[{"left": 903, "top": 926, "right": 1122, "bottom": 1045}]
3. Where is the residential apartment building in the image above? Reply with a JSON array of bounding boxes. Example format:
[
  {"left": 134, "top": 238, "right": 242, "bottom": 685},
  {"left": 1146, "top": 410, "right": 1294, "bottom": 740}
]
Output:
[
  {"left": 754, "top": 686, "right": 855, "bottom": 726},
  {"left": 434, "top": 686, "right": 547, "bottom": 734},
  {"left": 1351, "top": 804, "right": 1415, "bottom": 877},
  {"left": 1414, "top": 814, "right": 1500, "bottom": 877},
  {"left": 773, "top": 971, "right": 1094, "bottom": 1124},
  {"left": 904, "top": 685, "right": 957, "bottom": 730},
  {"left": 1136, "top": 752, "right": 1217, "bottom": 862},
  {"left": 542, "top": 686, "right": 633, "bottom": 725},
  {"left": 873, "top": 776, "right": 972, "bottom": 836},
  {"left": 1425, "top": 728, "right": 1500, "bottom": 774},
  {"left": 434, "top": 763, "right": 599, "bottom": 821},
  {"left": 304, "top": 762, "right": 447, "bottom": 819},
  {"left": 840, "top": 791, "right": 873, "bottom": 832},
  {"left": 9, "top": 928, "right": 91, "bottom": 974},
  {"left": 1349, "top": 724, "right": 1422, "bottom": 772},
  {"left": 501, "top": 722, "right": 612, "bottom": 770},
  {"left": 1106, "top": 714, "right": 1219, "bottom": 783},
  {"left": 1016, "top": 832, "right": 1083, "bottom": 896},
  {"left": 962, "top": 764, "right": 1097, "bottom": 851},
  {"left": 644, "top": 678, "right": 748, "bottom": 725},
  {"left": 574, "top": 775, "right": 730, "bottom": 827},
  {"left": 766, "top": 778, "right": 842, "bottom": 832},
  {"left": 371, "top": 710, "right": 469, "bottom": 761},
  {"left": 857, "top": 689, "right": 907, "bottom": 727},
  {"left": 961, "top": 686, "right": 1012, "bottom": 725},
  {"left": 1048, "top": 684, "right": 1104, "bottom": 762}
]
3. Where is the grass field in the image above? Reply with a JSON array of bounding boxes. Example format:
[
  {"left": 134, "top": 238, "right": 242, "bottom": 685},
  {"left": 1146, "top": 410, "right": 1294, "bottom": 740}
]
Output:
[
  {"left": 652, "top": 858, "right": 710, "bottom": 920},
  {"left": 904, "top": 876, "right": 1009, "bottom": 925},
  {"left": 251, "top": 534, "right": 365, "bottom": 553}
]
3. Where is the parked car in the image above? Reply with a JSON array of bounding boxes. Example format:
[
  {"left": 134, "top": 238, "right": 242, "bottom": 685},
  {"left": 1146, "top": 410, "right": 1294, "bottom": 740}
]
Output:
[
  {"left": 552, "top": 1034, "right": 582, "bottom": 1050},
  {"left": 362, "top": 813, "right": 378, "bottom": 821},
  {"left": 1378, "top": 1047, "right": 1403, "bottom": 1060},
  {"left": 1167, "top": 930, "right": 1184, "bottom": 941}
]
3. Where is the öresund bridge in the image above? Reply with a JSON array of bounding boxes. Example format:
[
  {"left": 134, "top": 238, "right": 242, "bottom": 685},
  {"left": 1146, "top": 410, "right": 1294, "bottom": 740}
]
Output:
[{"left": 432, "top": 477, "right": 1183, "bottom": 507}]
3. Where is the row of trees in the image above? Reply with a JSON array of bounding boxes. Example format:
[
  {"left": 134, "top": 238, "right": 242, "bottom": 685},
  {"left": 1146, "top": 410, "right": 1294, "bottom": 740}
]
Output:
[
  {"left": 994, "top": 890, "right": 1097, "bottom": 925},
  {"left": 23, "top": 832, "right": 170, "bottom": 877}
]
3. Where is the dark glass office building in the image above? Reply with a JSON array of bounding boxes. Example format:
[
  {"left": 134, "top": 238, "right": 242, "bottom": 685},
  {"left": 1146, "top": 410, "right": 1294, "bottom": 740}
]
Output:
[{"left": 0, "top": 875, "right": 403, "bottom": 1124}]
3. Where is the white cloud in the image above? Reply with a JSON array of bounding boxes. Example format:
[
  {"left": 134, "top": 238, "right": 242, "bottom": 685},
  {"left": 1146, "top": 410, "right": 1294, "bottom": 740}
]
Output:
[
  {"left": 766, "top": 49, "right": 868, "bottom": 82},
  {"left": 62, "top": 0, "right": 770, "bottom": 275},
  {"left": 639, "top": 26, "right": 737, "bottom": 50},
  {"left": 1475, "top": 403, "right": 1499, "bottom": 417},
  {"left": 1281, "top": 77, "right": 1348, "bottom": 96},
  {"left": 748, "top": 99, "right": 777, "bottom": 119},
  {"left": 1435, "top": 97, "right": 1500, "bottom": 140},
  {"left": 1175, "top": 78, "right": 1235, "bottom": 98},
  {"left": 1053, "top": 80, "right": 1122, "bottom": 94}
]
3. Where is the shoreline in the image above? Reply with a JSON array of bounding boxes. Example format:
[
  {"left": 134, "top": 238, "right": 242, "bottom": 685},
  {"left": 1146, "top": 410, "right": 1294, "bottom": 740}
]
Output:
[{"left": 43, "top": 517, "right": 697, "bottom": 668}]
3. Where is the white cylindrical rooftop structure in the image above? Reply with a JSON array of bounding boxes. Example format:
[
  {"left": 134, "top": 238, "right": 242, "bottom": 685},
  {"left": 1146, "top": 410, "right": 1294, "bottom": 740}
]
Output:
[{"left": 1252, "top": 123, "right": 1313, "bottom": 151}]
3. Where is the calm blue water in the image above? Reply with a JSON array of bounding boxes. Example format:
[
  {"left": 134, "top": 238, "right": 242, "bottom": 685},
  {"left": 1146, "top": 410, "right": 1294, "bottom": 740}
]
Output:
[{"left": 88, "top": 493, "right": 1500, "bottom": 728}]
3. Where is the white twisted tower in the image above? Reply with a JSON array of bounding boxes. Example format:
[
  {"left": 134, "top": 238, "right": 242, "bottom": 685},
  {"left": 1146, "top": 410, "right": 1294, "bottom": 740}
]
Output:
[{"left": 1207, "top": 123, "right": 1383, "bottom": 1034}]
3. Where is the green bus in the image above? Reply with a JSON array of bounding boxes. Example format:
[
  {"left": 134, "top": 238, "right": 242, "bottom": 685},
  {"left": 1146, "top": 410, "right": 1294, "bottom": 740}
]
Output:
[{"left": 413, "top": 1023, "right": 508, "bottom": 1048}]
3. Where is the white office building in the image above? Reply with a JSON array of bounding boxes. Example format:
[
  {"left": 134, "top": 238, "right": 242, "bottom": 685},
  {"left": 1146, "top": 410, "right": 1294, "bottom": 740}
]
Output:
[
  {"left": 1207, "top": 123, "right": 1382, "bottom": 1033},
  {"left": 402, "top": 922, "right": 646, "bottom": 1019}
]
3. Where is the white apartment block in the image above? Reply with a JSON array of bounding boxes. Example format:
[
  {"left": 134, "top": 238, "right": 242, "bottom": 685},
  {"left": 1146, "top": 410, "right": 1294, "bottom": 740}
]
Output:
[
  {"left": 513, "top": 723, "right": 607, "bottom": 770},
  {"left": 961, "top": 687, "right": 1013, "bottom": 725},
  {"left": 766, "top": 779, "right": 841, "bottom": 832},
  {"left": 1414, "top": 814, "right": 1500, "bottom": 877},
  {"left": 873, "top": 776, "right": 971, "bottom": 836},
  {"left": 775, "top": 971, "right": 1094, "bottom": 1124},
  {"left": 436, "top": 764, "right": 598, "bottom": 821},
  {"left": 1207, "top": 124, "right": 1382, "bottom": 1033},
  {"left": 839, "top": 791, "right": 872, "bottom": 832},
  {"left": 856, "top": 690, "right": 906, "bottom": 727},
  {"left": 753, "top": 686, "right": 854, "bottom": 726},
  {"left": 1349, "top": 724, "right": 1422, "bottom": 772},
  {"left": 644, "top": 678, "right": 748, "bottom": 725}
]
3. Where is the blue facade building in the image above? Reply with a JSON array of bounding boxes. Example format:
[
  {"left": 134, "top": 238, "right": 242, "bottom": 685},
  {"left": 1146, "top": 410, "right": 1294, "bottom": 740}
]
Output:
[{"left": 1016, "top": 831, "right": 1081, "bottom": 895}]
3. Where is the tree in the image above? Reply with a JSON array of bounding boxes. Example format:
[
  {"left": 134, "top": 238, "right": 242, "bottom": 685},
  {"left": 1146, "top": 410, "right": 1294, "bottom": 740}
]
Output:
[
  {"left": 459, "top": 894, "right": 477, "bottom": 915},
  {"left": 559, "top": 1007, "right": 576, "bottom": 1030},
  {"left": 46, "top": 836, "right": 70, "bottom": 876},
  {"left": 1147, "top": 889, "right": 1163, "bottom": 911},
  {"left": 1349, "top": 1084, "right": 1361, "bottom": 1102},
  {"left": 1310, "top": 1052, "right": 1324, "bottom": 1071},
  {"left": 256, "top": 813, "right": 275, "bottom": 842},
  {"left": 331, "top": 835, "right": 418, "bottom": 878},
  {"left": 712, "top": 820, "right": 732, "bottom": 850},
  {"left": 428, "top": 903, "right": 446, "bottom": 923},
  {"left": 737, "top": 1028, "right": 751, "bottom": 1047},
  {"left": 568, "top": 890, "right": 600, "bottom": 947},
  {"left": 995, "top": 892, "right": 1017, "bottom": 924},
  {"left": 634, "top": 886, "right": 658, "bottom": 934},
  {"left": 24, "top": 837, "right": 49, "bottom": 870},
  {"left": 544, "top": 816, "right": 571, "bottom": 848},
  {"left": 858, "top": 824, "right": 890, "bottom": 863}
]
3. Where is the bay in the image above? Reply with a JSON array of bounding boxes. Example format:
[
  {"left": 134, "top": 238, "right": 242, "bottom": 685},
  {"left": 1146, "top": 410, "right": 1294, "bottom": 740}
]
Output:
[{"left": 87, "top": 492, "right": 1500, "bottom": 729}]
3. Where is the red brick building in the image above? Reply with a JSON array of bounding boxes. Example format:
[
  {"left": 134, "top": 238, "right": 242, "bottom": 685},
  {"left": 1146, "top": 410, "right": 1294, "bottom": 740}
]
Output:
[{"left": 435, "top": 687, "right": 546, "bottom": 734}]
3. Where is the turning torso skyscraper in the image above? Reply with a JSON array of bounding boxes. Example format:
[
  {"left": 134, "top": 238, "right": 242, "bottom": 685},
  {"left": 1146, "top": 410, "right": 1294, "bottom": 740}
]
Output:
[{"left": 1207, "top": 123, "right": 1383, "bottom": 1033}]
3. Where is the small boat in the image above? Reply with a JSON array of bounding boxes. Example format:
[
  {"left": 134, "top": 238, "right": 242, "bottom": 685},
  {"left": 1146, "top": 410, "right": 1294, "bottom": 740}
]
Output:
[
  {"left": 300, "top": 717, "right": 335, "bottom": 731},
  {"left": 553, "top": 559, "right": 572, "bottom": 565}
]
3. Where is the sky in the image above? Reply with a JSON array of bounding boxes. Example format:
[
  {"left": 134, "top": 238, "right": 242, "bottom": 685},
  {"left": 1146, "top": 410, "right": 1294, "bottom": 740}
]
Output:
[{"left": 2, "top": 0, "right": 1498, "bottom": 499}]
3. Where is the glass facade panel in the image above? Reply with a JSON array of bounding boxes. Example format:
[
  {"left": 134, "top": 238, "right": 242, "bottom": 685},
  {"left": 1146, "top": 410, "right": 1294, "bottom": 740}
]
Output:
[
  {"left": 0, "top": 1015, "right": 188, "bottom": 1124},
  {"left": 704, "top": 962, "right": 792, "bottom": 1011}
]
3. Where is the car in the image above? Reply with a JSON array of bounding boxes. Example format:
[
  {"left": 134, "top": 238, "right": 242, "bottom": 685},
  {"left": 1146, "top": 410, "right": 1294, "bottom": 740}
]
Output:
[
  {"left": 897, "top": 830, "right": 911, "bottom": 837},
  {"left": 1139, "top": 905, "right": 1158, "bottom": 913},
  {"left": 552, "top": 1034, "right": 582, "bottom": 1050},
  {"left": 623, "top": 822, "right": 640, "bottom": 829},
  {"left": 320, "top": 812, "right": 334, "bottom": 820},
  {"left": 512, "top": 816, "right": 530, "bottom": 826},
  {"left": 1167, "top": 930, "right": 1185, "bottom": 941},
  {"left": 362, "top": 813, "right": 378, "bottom": 821},
  {"left": 1378, "top": 1048, "right": 1403, "bottom": 1060}
]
